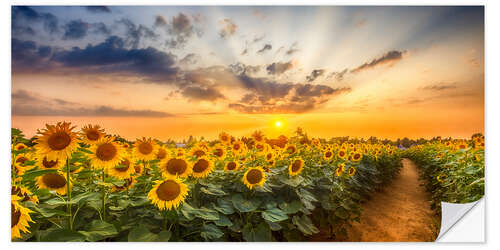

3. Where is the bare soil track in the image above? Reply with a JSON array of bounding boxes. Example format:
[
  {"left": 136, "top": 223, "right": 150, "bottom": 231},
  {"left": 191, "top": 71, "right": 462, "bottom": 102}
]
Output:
[{"left": 343, "top": 159, "right": 440, "bottom": 242}]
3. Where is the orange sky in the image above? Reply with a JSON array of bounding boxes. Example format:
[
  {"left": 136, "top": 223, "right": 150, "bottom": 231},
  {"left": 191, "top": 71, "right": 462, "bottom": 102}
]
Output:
[{"left": 11, "top": 6, "right": 484, "bottom": 141}]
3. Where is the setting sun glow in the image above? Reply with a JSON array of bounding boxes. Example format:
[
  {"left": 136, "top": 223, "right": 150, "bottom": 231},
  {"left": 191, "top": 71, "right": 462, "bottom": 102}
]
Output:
[{"left": 275, "top": 121, "right": 282, "bottom": 128}]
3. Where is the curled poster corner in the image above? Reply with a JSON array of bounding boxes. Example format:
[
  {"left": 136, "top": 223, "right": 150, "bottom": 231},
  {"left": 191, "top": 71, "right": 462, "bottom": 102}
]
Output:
[{"left": 436, "top": 198, "right": 484, "bottom": 241}]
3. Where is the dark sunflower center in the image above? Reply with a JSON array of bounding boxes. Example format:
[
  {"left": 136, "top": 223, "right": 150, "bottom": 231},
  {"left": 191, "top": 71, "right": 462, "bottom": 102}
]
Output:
[
  {"left": 48, "top": 132, "right": 71, "bottom": 150},
  {"left": 354, "top": 154, "right": 361, "bottom": 160},
  {"left": 214, "top": 149, "right": 223, "bottom": 157},
  {"left": 227, "top": 162, "right": 237, "bottom": 170},
  {"left": 43, "top": 157, "right": 58, "bottom": 168},
  {"left": 86, "top": 130, "right": 100, "bottom": 141},
  {"left": 156, "top": 180, "right": 181, "bottom": 201},
  {"left": 266, "top": 153, "right": 273, "bottom": 160},
  {"left": 459, "top": 144, "right": 466, "bottom": 149},
  {"left": 193, "top": 159, "right": 209, "bottom": 173},
  {"left": 287, "top": 146, "right": 295, "bottom": 154},
  {"left": 349, "top": 168, "right": 355, "bottom": 174},
  {"left": 246, "top": 169, "right": 263, "bottom": 184},
  {"left": 134, "top": 165, "right": 142, "bottom": 174},
  {"left": 291, "top": 160, "right": 302, "bottom": 172},
  {"left": 157, "top": 149, "right": 167, "bottom": 159},
  {"left": 166, "top": 158, "right": 187, "bottom": 175},
  {"left": 221, "top": 135, "right": 228, "bottom": 141},
  {"left": 42, "top": 173, "right": 67, "bottom": 189},
  {"left": 339, "top": 151, "right": 345, "bottom": 157},
  {"left": 233, "top": 144, "right": 241, "bottom": 150},
  {"left": 325, "top": 152, "right": 332, "bottom": 158},
  {"left": 116, "top": 159, "right": 130, "bottom": 172},
  {"left": 17, "top": 145, "right": 25, "bottom": 150},
  {"left": 96, "top": 143, "right": 117, "bottom": 161},
  {"left": 12, "top": 204, "right": 21, "bottom": 228},
  {"left": 193, "top": 150, "right": 205, "bottom": 157},
  {"left": 16, "top": 157, "right": 28, "bottom": 165},
  {"left": 138, "top": 142, "right": 153, "bottom": 155},
  {"left": 256, "top": 144, "right": 264, "bottom": 150}
]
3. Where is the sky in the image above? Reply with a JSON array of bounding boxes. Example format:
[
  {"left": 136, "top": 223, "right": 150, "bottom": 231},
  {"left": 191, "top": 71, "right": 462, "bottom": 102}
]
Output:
[{"left": 11, "top": 6, "right": 484, "bottom": 141}]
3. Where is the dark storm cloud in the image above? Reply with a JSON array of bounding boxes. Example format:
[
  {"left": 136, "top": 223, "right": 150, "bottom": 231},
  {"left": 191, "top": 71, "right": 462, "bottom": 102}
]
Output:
[
  {"left": 11, "top": 38, "right": 54, "bottom": 72},
  {"left": 91, "top": 22, "right": 111, "bottom": 35},
  {"left": 306, "top": 69, "right": 326, "bottom": 82},
  {"left": 421, "top": 83, "right": 457, "bottom": 91},
  {"left": 351, "top": 50, "right": 406, "bottom": 73},
  {"left": 52, "top": 36, "right": 178, "bottom": 82},
  {"left": 180, "top": 85, "right": 225, "bottom": 102},
  {"left": 63, "top": 20, "right": 90, "bottom": 40},
  {"left": 85, "top": 6, "right": 111, "bottom": 13},
  {"left": 266, "top": 61, "right": 294, "bottom": 75},
  {"left": 12, "top": 6, "right": 59, "bottom": 36},
  {"left": 219, "top": 19, "right": 237, "bottom": 38},
  {"left": 257, "top": 44, "right": 272, "bottom": 54},
  {"left": 117, "top": 18, "right": 158, "bottom": 49},
  {"left": 12, "top": 90, "right": 171, "bottom": 117}
]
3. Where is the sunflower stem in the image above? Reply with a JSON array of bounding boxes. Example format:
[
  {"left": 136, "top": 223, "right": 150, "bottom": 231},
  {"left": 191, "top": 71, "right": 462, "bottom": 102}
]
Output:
[
  {"left": 102, "top": 169, "right": 106, "bottom": 221},
  {"left": 66, "top": 158, "right": 73, "bottom": 230}
]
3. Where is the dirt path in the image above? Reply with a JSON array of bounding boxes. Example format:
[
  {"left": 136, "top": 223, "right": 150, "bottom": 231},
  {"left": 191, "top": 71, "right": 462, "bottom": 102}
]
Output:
[{"left": 344, "top": 159, "right": 439, "bottom": 242}]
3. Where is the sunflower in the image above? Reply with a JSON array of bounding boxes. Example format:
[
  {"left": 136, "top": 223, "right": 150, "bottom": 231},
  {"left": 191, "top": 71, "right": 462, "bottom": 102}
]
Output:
[
  {"left": 111, "top": 177, "right": 137, "bottom": 192},
  {"left": 192, "top": 157, "right": 214, "bottom": 178},
  {"left": 175, "top": 148, "right": 186, "bottom": 157},
  {"left": 11, "top": 195, "right": 33, "bottom": 239},
  {"left": 337, "top": 149, "right": 347, "bottom": 159},
  {"left": 134, "top": 162, "right": 145, "bottom": 175},
  {"left": 14, "top": 154, "right": 34, "bottom": 173},
  {"left": 255, "top": 142, "right": 268, "bottom": 154},
  {"left": 156, "top": 146, "right": 169, "bottom": 162},
  {"left": 242, "top": 167, "right": 266, "bottom": 190},
  {"left": 348, "top": 167, "right": 356, "bottom": 177},
  {"left": 311, "top": 138, "right": 321, "bottom": 148},
  {"left": 14, "top": 143, "right": 28, "bottom": 151},
  {"left": 148, "top": 177, "right": 189, "bottom": 210},
  {"left": 108, "top": 157, "right": 136, "bottom": 179},
  {"left": 80, "top": 124, "right": 105, "bottom": 145},
  {"left": 160, "top": 157, "right": 192, "bottom": 178},
  {"left": 289, "top": 158, "right": 304, "bottom": 176},
  {"left": 34, "top": 122, "right": 79, "bottom": 161},
  {"left": 224, "top": 160, "right": 240, "bottom": 171},
  {"left": 189, "top": 146, "right": 207, "bottom": 158},
  {"left": 335, "top": 163, "right": 345, "bottom": 176},
  {"left": 456, "top": 141, "right": 468, "bottom": 150},
  {"left": 36, "top": 171, "right": 71, "bottom": 195},
  {"left": 351, "top": 152, "right": 362, "bottom": 162},
  {"left": 437, "top": 174, "right": 447, "bottom": 182},
  {"left": 212, "top": 145, "right": 227, "bottom": 159},
  {"left": 284, "top": 144, "right": 297, "bottom": 155},
  {"left": 251, "top": 131, "right": 265, "bottom": 143},
  {"left": 89, "top": 136, "right": 125, "bottom": 169},
  {"left": 265, "top": 151, "right": 275, "bottom": 162},
  {"left": 231, "top": 140, "right": 245, "bottom": 155},
  {"left": 323, "top": 150, "right": 334, "bottom": 160},
  {"left": 11, "top": 186, "right": 39, "bottom": 204},
  {"left": 133, "top": 137, "right": 158, "bottom": 161},
  {"left": 36, "top": 155, "right": 63, "bottom": 170},
  {"left": 219, "top": 132, "right": 232, "bottom": 145}
]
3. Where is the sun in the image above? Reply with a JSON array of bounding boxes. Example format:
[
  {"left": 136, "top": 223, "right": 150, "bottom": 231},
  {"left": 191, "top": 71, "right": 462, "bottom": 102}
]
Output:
[{"left": 275, "top": 121, "right": 282, "bottom": 128}]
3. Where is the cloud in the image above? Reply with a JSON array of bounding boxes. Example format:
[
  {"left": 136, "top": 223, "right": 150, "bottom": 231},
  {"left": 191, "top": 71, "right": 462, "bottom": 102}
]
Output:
[
  {"left": 229, "top": 62, "right": 261, "bottom": 75},
  {"left": 12, "top": 90, "right": 171, "bottom": 117},
  {"left": 117, "top": 18, "right": 158, "bottom": 49},
  {"left": 180, "top": 85, "right": 225, "bottom": 102},
  {"left": 266, "top": 61, "right": 295, "bottom": 75},
  {"left": 219, "top": 19, "right": 237, "bottom": 38},
  {"left": 91, "top": 22, "right": 111, "bottom": 35},
  {"left": 286, "top": 42, "right": 300, "bottom": 55},
  {"left": 306, "top": 69, "right": 326, "bottom": 82},
  {"left": 85, "top": 6, "right": 111, "bottom": 13},
  {"left": 12, "top": 6, "right": 59, "bottom": 36},
  {"left": 326, "top": 68, "right": 349, "bottom": 82},
  {"left": 179, "top": 53, "right": 199, "bottom": 66},
  {"left": 421, "top": 82, "right": 457, "bottom": 91},
  {"left": 228, "top": 75, "right": 351, "bottom": 113},
  {"left": 351, "top": 50, "right": 407, "bottom": 73},
  {"left": 63, "top": 20, "right": 90, "bottom": 40},
  {"left": 257, "top": 44, "right": 272, "bottom": 53},
  {"left": 11, "top": 38, "right": 54, "bottom": 72}
]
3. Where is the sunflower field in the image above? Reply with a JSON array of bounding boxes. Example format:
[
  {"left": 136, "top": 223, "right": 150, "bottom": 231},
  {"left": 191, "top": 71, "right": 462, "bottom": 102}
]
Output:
[
  {"left": 402, "top": 134, "right": 485, "bottom": 211},
  {"left": 11, "top": 122, "right": 405, "bottom": 242}
]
